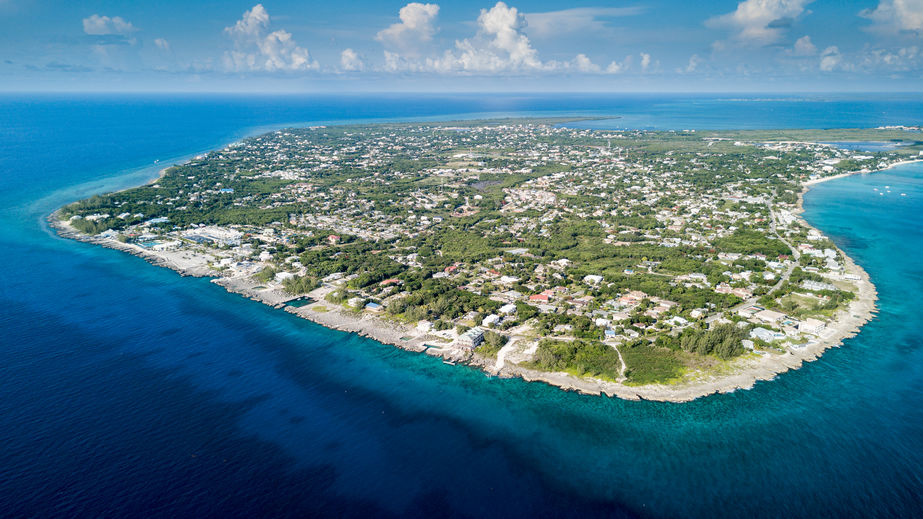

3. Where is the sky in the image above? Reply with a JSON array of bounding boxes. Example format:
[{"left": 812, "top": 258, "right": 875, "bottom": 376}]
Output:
[{"left": 1, "top": 0, "right": 922, "bottom": 92}]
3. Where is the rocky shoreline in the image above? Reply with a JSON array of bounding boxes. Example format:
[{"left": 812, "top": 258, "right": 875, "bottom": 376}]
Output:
[{"left": 49, "top": 161, "right": 900, "bottom": 402}]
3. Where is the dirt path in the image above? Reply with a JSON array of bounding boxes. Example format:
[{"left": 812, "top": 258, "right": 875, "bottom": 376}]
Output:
[
  {"left": 494, "top": 338, "right": 518, "bottom": 371},
  {"left": 613, "top": 344, "right": 627, "bottom": 382}
]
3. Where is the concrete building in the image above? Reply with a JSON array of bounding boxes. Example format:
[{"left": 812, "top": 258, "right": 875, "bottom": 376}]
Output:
[
  {"left": 755, "top": 309, "right": 786, "bottom": 324},
  {"left": 499, "top": 303, "right": 517, "bottom": 315},
  {"left": 456, "top": 327, "right": 485, "bottom": 349},
  {"left": 482, "top": 314, "right": 500, "bottom": 327},
  {"left": 800, "top": 318, "right": 826, "bottom": 335},
  {"left": 750, "top": 327, "right": 781, "bottom": 342}
]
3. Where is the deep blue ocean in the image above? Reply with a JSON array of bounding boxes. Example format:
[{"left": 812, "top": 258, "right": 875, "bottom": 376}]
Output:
[{"left": 1, "top": 94, "right": 921, "bottom": 518}]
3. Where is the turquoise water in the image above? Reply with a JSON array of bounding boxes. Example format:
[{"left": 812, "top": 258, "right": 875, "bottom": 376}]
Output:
[
  {"left": 1, "top": 94, "right": 922, "bottom": 518},
  {"left": 819, "top": 142, "right": 909, "bottom": 151}
]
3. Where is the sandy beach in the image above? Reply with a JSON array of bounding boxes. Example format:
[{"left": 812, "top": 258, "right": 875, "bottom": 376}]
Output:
[
  {"left": 802, "top": 158, "right": 923, "bottom": 187},
  {"left": 48, "top": 157, "right": 919, "bottom": 402}
]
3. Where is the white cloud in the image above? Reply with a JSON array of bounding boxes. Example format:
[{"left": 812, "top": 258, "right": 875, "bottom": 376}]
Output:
[
  {"left": 376, "top": 2, "right": 641, "bottom": 76},
  {"left": 860, "top": 0, "right": 923, "bottom": 35},
  {"left": 684, "top": 54, "right": 703, "bottom": 72},
  {"left": 524, "top": 7, "right": 645, "bottom": 38},
  {"left": 858, "top": 45, "right": 920, "bottom": 70},
  {"left": 340, "top": 48, "right": 364, "bottom": 71},
  {"left": 383, "top": 50, "right": 425, "bottom": 72},
  {"left": 707, "top": 0, "right": 812, "bottom": 46},
  {"left": 640, "top": 52, "right": 651, "bottom": 71},
  {"left": 793, "top": 35, "right": 816, "bottom": 55},
  {"left": 376, "top": 3, "right": 439, "bottom": 56},
  {"left": 573, "top": 53, "right": 600, "bottom": 73},
  {"left": 568, "top": 54, "right": 633, "bottom": 74},
  {"left": 819, "top": 45, "right": 841, "bottom": 71},
  {"left": 427, "top": 2, "right": 550, "bottom": 73},
  {"left": 223, "top": 4, "right": 318, "bottom": 72},
  {"left": 606, "top": 56, "right": 631, "bottom": 73},
  {"left": 818, "top": 45, "right": 921, "bottom": 73},
  {"left": 856, "top": 45, "right": 923, "bottom": 72},
  {"left": 154, "top": 38, "right": 170, "bottom": 51},
  {"left": 83, "top": 14, "right": 136, "bottom": 36},
  {"left": 226, "top": 3, "right": 269, "bottom": 40}
]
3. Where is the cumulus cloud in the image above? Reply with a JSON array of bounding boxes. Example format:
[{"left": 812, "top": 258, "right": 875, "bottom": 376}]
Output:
[
  {"left": 858, "top": 45, "right": 921, "bottom": 70},
  {"left": 427, "top": 2, "right": 549, "bottom": 73},
  {"left": 223, "top": 4, "right": 318, "bottom": 72},
  {"left": 562, "top": 54, "right": 634, "bottom": 74},
  {"left": 860, "top": 0, "right": 923, "bottom": 35},
  {"left": 524, "top": 7, "right": 645, "bottom": 38},
  {"left": 340, "top": 48, "right": 364, "bottom": 71},
  {"left": 640, "top": 52, "right": 652, "bottom": 71},
  {"left": 383, "top": 50, "right": 426, "bottom": 72},
  {"left": 819, "top": 45, "right": 841, "bottom": 71},
  {"left": 815, "top": 45, "right": 921, "bottom": 73},
  {"left": 376, "top": 1, "right": 642, "bottom": 76},
  {"left": 83, "top": 14, "right": 136, "bottom": 36},
  {"left": 707, "top": 0, "right": 812, "bottom": 46},
  {"left": 684, "top": 54, "right": 703, "bottom": 72},
  {"left": 154, "top": 38, "right": 170, "bottom": 51},
  {"left": 572, "top": 54, "right": 600, "bottom": 73},
  {"left": 792, "top": 35, "right": 817, "bottom": 55},
  {"left": 606, "top": 56, "right": 631, "bottom": 74},
  {"left": 376, "top": 3, "right": 439, "bottom": 56}
]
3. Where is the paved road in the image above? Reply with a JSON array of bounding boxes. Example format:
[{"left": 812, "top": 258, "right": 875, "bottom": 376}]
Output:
[{"left": 706, "top": 199, "right": 800, "bottom": 323}]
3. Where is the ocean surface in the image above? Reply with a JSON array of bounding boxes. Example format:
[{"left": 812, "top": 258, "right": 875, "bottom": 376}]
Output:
[{"left": 1, "top": 94, "right": 921, "bottom": 518}]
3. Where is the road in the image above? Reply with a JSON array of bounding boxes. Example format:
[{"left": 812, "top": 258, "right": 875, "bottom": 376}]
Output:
[{"left": 706, "top": 198, "right": 800, "bottom": 323}]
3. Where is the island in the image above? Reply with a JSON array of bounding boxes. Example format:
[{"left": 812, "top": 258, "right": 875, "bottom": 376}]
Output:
[{"left": 51, "top": 118, "right": 923, "bottom": 402}]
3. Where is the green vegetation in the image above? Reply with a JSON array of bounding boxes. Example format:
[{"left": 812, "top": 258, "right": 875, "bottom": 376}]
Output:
[
  {"left": 57, "top": 119, "right": 885, "bottom": 390},
  {"left": 282, "top": 275, "right": 319, "bottom": 295},
  {"left": 667, "top": 323, "right": 749, "bottom": 360},
  {"left": 715, "top": 229, "right": 792, "bottom": 257},
  {"left": 476, "top": 330, "right": 508, "bottom": 358},
  {"left": 529, "top": 339, "right": 623, "bottom": 381},
  {"left": 620, "top": 342, "right": 685, "bottom": 385}
]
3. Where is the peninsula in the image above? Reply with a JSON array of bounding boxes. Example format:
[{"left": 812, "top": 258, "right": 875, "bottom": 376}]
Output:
[{"left": 53, "top": 119, "right": 922, "bottom": 401}]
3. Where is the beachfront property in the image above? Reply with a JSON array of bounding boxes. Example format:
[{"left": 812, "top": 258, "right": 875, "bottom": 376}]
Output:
[
  {"left": 56, "top": 120, "right": 891, "bottom": 389},
  {"left": 456, "top": 327, "right": 485, "bottom": 349},
  {"left": 799, "top": 318, "right": 826, "bottom": 335},
  {"left": 751, "top": 327, "right": 783, "bottom": 342}
]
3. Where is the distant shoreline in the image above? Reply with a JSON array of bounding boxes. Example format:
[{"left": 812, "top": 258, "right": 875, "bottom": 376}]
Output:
[
  {"left": 48, "top": 131, "right": 919, "bottom": 402},
  {"left": 802, "top": 158, "right": 923, "bottom": 187}
]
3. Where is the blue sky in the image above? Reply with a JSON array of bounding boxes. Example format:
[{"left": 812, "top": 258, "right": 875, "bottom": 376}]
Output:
[{"left": 1, "top": 0, "right": 922, "bottom": 92}]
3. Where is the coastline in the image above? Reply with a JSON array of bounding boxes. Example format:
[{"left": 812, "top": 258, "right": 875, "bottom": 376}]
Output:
[
  {"left": 48, "top": 159, "right": 917, "bottom": 403},
  {"left": 802, "top": 158, "right": 923, "bottom": 187}
]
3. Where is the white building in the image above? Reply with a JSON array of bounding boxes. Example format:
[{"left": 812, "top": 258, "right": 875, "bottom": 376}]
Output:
[
  {"left": 750, "top": 327, "right": 781, "bottom": 342},
  {"left": 482, "top": 314, "right": 500, "bottom": 327},
  {"left": 583, "top": 274, "right": 604, "bottom": 285},
  {"left": 800, "top": 318, "right": 826, "bottom": 335},
  {"left": 456, "top": 327, "right": 485, "bottom": 349},
  {"left": 498, "top": 303, "right": 517, "bottom": 315},
  {"left": 755, "top": 309, "right": 786, "bottom": 324}
]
